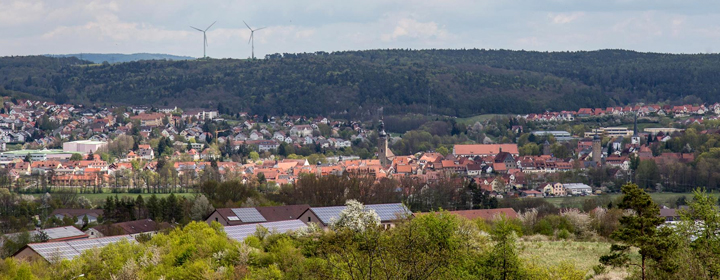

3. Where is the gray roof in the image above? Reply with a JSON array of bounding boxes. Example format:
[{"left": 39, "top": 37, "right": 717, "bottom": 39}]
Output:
[
  {"left": 224, "top": 220, "right": 307, "bottom": 242},
  {"left": 310, "top": 203, "right": 411, "bottom": 225},
  {"left": 230, "top": 208, "right": 267, "bottom": 223},
  {"left": 24, "top": 235, "right": 134, "bottom": 262}
]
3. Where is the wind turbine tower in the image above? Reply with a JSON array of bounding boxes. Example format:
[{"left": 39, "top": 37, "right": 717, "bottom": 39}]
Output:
[
  {"left": 243, "top": 21, "right": 266, "bottom": 59},
  {"left": 190, "top": 21, "right": 216, "bottom": 59}
]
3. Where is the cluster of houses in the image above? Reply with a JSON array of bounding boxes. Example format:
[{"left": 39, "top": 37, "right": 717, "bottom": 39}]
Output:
[{"left": 522, "top": 103, "right": 720, "bottom": 122}]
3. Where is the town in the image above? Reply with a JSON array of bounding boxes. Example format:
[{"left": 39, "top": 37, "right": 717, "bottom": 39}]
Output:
[
  {"left": 0, "top": 97, "right": 718, "bottom": 279},
  {"left": 0, "top": 98, "right": 716, "bottom": 196}
]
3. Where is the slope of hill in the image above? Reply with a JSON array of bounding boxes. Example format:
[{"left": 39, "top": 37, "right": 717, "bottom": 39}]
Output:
[
  {"left": 2, "top": 49, "right": 720, "bottom": 118},
  {"left": 45, "top": 53, "right": 195, "bottom": 64}
]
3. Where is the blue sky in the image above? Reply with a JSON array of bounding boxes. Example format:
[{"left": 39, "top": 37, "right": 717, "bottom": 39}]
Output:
[{"left": 1, "top": 0, "right": 719, "bottom": 58}]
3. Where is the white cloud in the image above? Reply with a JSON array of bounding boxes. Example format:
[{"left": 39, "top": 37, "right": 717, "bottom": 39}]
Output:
[
  {"left": 2, "top": 1, "right": 720, "bottom": 57},
  {"left": 550, "top": 12, "right": 585, "bottom": 24},
  {"left": 381, "top": 18, "right": 449, "bottom": 41}
]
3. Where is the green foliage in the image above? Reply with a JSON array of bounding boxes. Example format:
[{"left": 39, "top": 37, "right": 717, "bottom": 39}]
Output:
[
  {"left": 600, "top": 183, "right": 677, "bottom": 280},
  {"left": 69, "top": 153, "right": 83, "bottom": 161},
  {"left": 8, "top": 50, "right": 720, "bottom": 117}
]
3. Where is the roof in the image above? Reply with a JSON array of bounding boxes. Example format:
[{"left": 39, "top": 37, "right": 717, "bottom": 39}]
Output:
[
  {"left": 51, "top": 209, "right": 104, "bottom": 218},
  {"left": 92, "top": 219, "right": 167, "bottom": 235},
  {"left": 255, "top": 205, "right": 310, "bottom": 222},
  {"left": 453, "top": 144, "right": 519, "bottom": 156},
  {"left": 444, "top": 208, "right": 519, "bottom": 220},
  {"left": 306, "top": 203, "right": 412, "bottom": 225},
  {"left": 18, "top": 235, "right": 134, "bottom": 262},
  {"left": 224, "top": 220, "right": 307, "bottom": 242},
  {"left": 659, "top": 208, "right": 679, "bottom": 218},
  {"left": 2, "top": 226, "right": 88, "bottom": 245}
]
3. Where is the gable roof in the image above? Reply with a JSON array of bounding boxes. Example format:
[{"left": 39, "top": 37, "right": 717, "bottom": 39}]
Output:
[
  {"left": 303, "top": 203, "right": 412, "bottom": 225},
  {"left": 92, "top": 219, "right": 167, "bottom": 236},
  {"left": 453, "top": 144, "right": 519, "bottom": 156},
  {"left": 255, "top": 205, "right": 310, "bottom": 222},
  {"left": 16, "top": 235, "right": 134, "bottom": 262}
]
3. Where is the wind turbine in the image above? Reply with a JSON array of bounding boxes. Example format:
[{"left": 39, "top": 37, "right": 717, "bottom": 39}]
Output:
[
  {"left": 190, "top": 21, "right": 216, "bottom": 59},
  {"left": 243, "top": 21, "right": 266, "bottom": 59}
]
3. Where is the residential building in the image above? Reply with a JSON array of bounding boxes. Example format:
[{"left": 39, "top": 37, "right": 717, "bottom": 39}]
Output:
[{"left": 453, "top": 144, "right": 519, "bottom": 158}]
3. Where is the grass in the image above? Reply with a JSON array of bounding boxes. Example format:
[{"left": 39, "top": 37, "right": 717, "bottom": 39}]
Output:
[
  {"left": 520, "top": 238, "right": 636, "bottom": 279},
  {"left": 542, "top": 192, "right": 720, "bottom": 208},
  {"left": 27, "top": 192, "right": 197, "bottom": 202},
  {"left": 457, "top": 114, "right": 504, "bottom": 125}
]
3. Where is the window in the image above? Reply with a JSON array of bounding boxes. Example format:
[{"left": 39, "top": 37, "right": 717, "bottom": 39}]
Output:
[
  {"left": 215, "top": 217, "right": 218, "bottom": 222},
  {"left": 308, "top": 217, "right": 311, "bottom": 222}
]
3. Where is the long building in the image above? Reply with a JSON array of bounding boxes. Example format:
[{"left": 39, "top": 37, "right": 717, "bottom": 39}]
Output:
[
  {"left": 453, "top": 144, "right": 519, "bottom": 158},
  {"left": 62, "top": 140, "right": 107, "bottom": 154}
]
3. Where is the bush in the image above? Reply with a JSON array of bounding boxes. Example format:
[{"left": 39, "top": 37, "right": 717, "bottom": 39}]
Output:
[
  {"left": 534, "top": 219, "right": 554, "bottom": 236},
  {"left": 557, "top": 229, "right": 571, "bottom": 240}
]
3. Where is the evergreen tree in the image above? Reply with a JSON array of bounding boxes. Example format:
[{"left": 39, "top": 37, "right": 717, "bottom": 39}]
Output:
[
  {"left": 135, "top": 195, "right": 146, "bottom": 219},
  {"left": 600, "top": 183, "right": 678, "bottom": 280},
  {"left": 147, "top": 194, "right": 160, "bottom": 221},
  {"left": 103, "top": 196, "right": 115, "bottom": 222}
]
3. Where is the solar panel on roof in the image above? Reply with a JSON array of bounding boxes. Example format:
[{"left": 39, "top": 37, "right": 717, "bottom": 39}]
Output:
[
  {"left": 366, "top": 204, "right": 411, "bottom": 221},
  {"left": 225, "top": 220, "right": 307, "bottom": 242},
  {"left": 25, "top": 235, "right": 135, "bottom": 263},
  {"left": 311, "top": 204, "right": 410, "bottom": 225},
  {"left": 310, "top": 206, "right": 345, "bottom": 225},
  {"left": 231, "top": 208, "right": 266, "bottom": 223}
]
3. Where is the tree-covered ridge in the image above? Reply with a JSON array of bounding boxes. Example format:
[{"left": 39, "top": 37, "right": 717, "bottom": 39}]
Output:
[{"left": 2, "top": 49, "right": 720, "bottom": 117}]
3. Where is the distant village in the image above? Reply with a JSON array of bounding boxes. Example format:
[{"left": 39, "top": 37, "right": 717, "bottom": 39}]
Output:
[{"left": 0, "top": 98, "right": 716, "bottom": 198}]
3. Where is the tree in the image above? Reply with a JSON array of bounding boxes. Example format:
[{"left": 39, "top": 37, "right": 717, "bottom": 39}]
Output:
[
  {"left": 482, "top": 216, "right": 525, "bottom": 279},
  {"left": 69, "top": 153, "right": 83, "bottom": 161},
  {"left": 677, "top": 188, "right": 720, "bottom": 278},
  {"left": 436, "top": 146, "right": 449, "bottom": 156},
  {"left": 249, "top": 151, "right": 260, "bottom": 161},
  {"left": 635, "top": 160, "right": 659, "bottom": 190},
  {"left": 329, "top": 199, "right": 380, "bottom": 232},
  {"left": 189, "top": 194, "right": 215, "bottom": 221},
  {"left": 600, "top": 183, "right": 677, "bottom": 280}
]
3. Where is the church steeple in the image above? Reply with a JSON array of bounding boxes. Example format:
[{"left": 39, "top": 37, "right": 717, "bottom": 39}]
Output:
[
  {"left": 378, "top": 119, "right": 390, "bottom": 168},
  {"left": 631, "top": 112, "right": 641, "bottom": 145}
]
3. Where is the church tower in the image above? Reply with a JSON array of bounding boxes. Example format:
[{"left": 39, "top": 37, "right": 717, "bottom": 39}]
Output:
[
  {"left": 631, "top": 113, "right": 641, "bottom": 145},
  {"left": 378, "top": 120, "right": 390, "bottom": 168},
  {"left": 592, "top": 134, "right": 602, "bottom": 165}
]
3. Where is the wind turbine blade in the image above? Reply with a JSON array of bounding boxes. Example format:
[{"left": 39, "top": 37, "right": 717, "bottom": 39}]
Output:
[
  {"left": 248, "top": 32, "right": 253, "bottom": 44},
  {"left": 190, "top": 26, "right": 203, "bottom": 32},
  {"left": 243, "top": 20, "right": 252, "bottom": 30},
  {"left": 204, "top": 21, "right": 216, "bottom": 31},
  {"left": 255, "top": 27, "right": 267, "bottom": 31},
  {"left": 204, "top": 34, "right": 208, "bottom": 46}
]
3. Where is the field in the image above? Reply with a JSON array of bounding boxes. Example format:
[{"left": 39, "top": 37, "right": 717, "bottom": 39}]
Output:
[
  {"left": 542, "top": 192, "right": 719, "bottom": 208},
  {"left": 28, "top": 192, "right": 197, "bottom": 202},
  {"left": 457, "top": 114, "right": 505, "bottom": 125},
  {"left": 520, "top": 238, "right": 635, "bottom": 279}
]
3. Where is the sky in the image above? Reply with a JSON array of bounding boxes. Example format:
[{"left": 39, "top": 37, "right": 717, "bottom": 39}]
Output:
[{"left": 2, "top": 0, "right": 720, "bottom": 59}]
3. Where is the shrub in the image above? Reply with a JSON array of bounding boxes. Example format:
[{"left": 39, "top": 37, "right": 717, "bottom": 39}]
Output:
[
  {"left": 557, "top": 229, "right": 571, "bottom": 240},
  {"left": 534, "top": 219, "right": 554, "bottom": 236}
]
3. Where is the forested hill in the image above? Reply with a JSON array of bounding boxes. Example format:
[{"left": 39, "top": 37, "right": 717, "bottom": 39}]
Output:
[
  {"left": 45, "top": 53, "right": 195, "bottom": 64},
  {"left": 2, "top": 49, "right": 720, "bottom": 118}
]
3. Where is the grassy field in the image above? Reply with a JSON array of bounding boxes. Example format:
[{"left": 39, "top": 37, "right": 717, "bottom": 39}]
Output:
[
  {"left": 28, "top": 192, "right": 197, "bottom": 202},
  {"left": 457, "top": 114, "right": 505, "bottom": 125},
  {"left": 520, "top": 238, "right": 635, "bottom": 279},
  {"left": 542, "top": 192, "right": 720, "bottom": 208}
]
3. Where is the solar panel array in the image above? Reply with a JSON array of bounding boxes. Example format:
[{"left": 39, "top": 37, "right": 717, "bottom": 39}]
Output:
[
  {"left": 225, "top": 220, "right": 307, "bottom": 242},
  {"left": 311, "top": 203, "right": 411, "bottom": 225},
  {"left": 310, "top": 206, "right": 346, "bottom": 225},
  {"left": 27, "top": 235, "right": 135, "bottom": 262},
  {"left": 231, "top": 208, "right": 267, "bottom": 223},
  {"left": 36, "top": 226, "right": 85, "bottom": 240},
  {"left": 366, "top": 204, "right": 411, "bottom": 221}
]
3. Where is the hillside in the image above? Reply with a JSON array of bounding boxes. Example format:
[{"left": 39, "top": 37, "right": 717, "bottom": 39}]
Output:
[
  {"left": 45, "top": 53, "right": 195, "bottom": 63},
  {"left": 2, "top": 49, "right": 720, "bottom": 118}
]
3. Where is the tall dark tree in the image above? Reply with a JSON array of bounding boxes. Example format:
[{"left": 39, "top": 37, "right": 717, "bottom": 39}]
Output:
[{"left": 600, "top": 183, "right": 678, "bottom": 280}]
